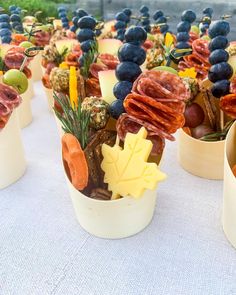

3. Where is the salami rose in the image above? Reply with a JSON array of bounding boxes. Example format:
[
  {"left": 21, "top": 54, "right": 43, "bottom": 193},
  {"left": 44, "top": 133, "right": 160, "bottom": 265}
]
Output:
[
  {"left": 4, "top": 46, "right": 31, "bottom": 70},
  {"left": 0, "top": 83, "right": 22, "bottom": 129},
  {"left": 189, "top": 31, "right": 199, "bottom": 45},
  {"left": 178, "top": 39, "right": 210, "bottom": 80},
  {"left": 192, "top": 39, "right": 210, "bottom": 58},
  {"left": 99, "top": 53, "right": 119, "bottom": 69},
  {"left": 0, "top": 83, "right": 22, "bottom": 111},
  {"left": 133, "top": 70, "right": 190, "bottom": 102},
  {"left": 124, "top": 93, "right": 185, "bottom": 134},
  {"left": 34, "top": 31, "right": 51, "bottom": 46}
]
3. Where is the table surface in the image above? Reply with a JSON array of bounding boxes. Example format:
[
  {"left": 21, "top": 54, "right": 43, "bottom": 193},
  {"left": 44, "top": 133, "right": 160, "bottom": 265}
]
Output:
[{"left": 0, "top": 81, "right": 236, "bottom": 295}]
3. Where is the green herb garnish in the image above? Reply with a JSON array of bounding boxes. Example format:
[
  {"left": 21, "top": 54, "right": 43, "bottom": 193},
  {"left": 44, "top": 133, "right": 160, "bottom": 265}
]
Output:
[
  {"left": 200, "top": 119, "right": 235, "bottom": 141},
  {"left": 53, "top": 92, "right": 90, "bottom": 149},
  {"left": 80, "top": 41, "right": 98, "bottom": 79}
]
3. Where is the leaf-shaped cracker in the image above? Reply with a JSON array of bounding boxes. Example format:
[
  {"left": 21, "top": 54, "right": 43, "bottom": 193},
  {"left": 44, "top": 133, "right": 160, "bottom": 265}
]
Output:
[{"left": 101, "top": 127, "right": 166, "bottom": 199}]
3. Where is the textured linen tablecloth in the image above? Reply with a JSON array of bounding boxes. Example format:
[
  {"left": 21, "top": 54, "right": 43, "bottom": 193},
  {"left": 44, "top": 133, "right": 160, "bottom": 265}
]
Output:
[{"left": 0, "top": 81, "right": 236, "bottom": 295}]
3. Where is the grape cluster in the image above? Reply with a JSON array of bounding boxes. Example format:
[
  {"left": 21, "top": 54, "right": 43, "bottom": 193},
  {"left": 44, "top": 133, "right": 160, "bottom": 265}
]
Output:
[
  {"left": 176, "top": 10, "right": 196, "bottom": 49},
  {"left": 208, "top": 20, "right": 233, "bottom": 98},
  {"left": 9, "top": 5, "right": 23, "bottom": 33},
  {"left": 110, "top": 26, "right": 147, "bottom": 119},
  {"left": 139, "top": 5, "right": 151, "bottom": 33},
  {"left": 77, "top": 16, "right": 96, "bottom": 65},
  {"left": 153, "top": 10, "right": 169, "bottom": 35},
  {"left": 58, "top": 7, "right": 69, "bottom": 30},
  {"left": 199, "top": 7, "right": 213, "bottom": 36},
  {"left": 0, "top": 14, "right": 12, "bottom": 44},
  {"left": 70, "top": 9, "right": 88, "bottom": 33},
  {"left": 114, "top": 8, "right": 131, "bottom": 41}
]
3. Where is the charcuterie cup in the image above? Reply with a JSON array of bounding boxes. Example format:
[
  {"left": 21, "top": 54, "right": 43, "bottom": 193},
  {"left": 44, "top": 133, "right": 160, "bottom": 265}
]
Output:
[
  {"left": 222, "top": 120, "right": 236, "bottom": 249},
  {"left": 177, "top": 85, "right": 225, "bottom": 180},
  {"left": 177, "top": 128, "right": 225, "bottom": 179},
  {"left": 43, "top": 86, "right": 54, "bottom": 112},
  {"left": 65, "top": 173, "right": 158, "bottom": 239},
  {"left": 17, "top": 79, "right": 34, "bottom": 128},
  {"left": 0, "top": 110, "right": 26, "bottom": 189},
  {"left": 30, "top": 52, "right": 43, "bottom": 81}
]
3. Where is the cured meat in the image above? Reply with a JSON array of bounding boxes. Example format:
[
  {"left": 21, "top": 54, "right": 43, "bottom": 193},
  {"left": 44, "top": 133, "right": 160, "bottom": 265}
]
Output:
[
  {"left": 23, "top": 67, "right": 32, "bottom": 79},
  {"left": 178, "top": 39, "right": 210, "bottom": 80},
  {"left": 85, "top": 78, "right": 101, "bottom": 97},
  {"left": 4, "top": 46, "right": 31, "bottom": 70},
  {"left": 192, "top": 39, "right": 210, "bottom": 58},
  {"left": 116, "top": 114, "right": 167, "bottom": 155},
  {"left": 99, "top": 53, "right": 119, "bottom": 69},
  {"left": 0, "top": 83, "right": 22, "bottom": 129},
  {"left": 142, "top": 40, "right": 154, "bottom": 50},
  {"left": 230, "top": 75, "right": 236, "bottom": 94},
  {"left": 124, "top": 93, "right": 185, "bottom": 134},
  {"left": 34, "top": 31, "right": 51, "bottom": 47},
  {"left": 65, "top": 50, "right": 82, "bottom": 67},
  {"left": 42, "top": 73, "right": 51, "bottom": 89},
  {"left": 133, "top": 70, "right": 190, "bottom": 102},
  {"left": 116, "top": 70, "right": 189, "bottom": 155},
  {"left": 189, "top": 31, "right": 199, "bottom": 45},
  {"left": 89, "top": 63, "right": 107, "bottom": 79},
  {"left": 0, "top": 114, "right": 10, "bottom": 129},
  {"left": 220, "top": 94, "right": 236, "bottom": 118},
  {"left": 11, "top": 34, "right": 28, "bottom": 46},
  {"left": 0, "top": 83, "right": 22, "bottom": 111}
]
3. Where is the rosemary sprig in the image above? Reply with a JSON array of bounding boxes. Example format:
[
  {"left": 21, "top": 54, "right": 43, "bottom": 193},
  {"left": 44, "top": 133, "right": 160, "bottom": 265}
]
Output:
[
  {"left": 200, "top": 119, "right": 235, "bottom": 142},
  {"left": 53, "top": 92, "right": 90, "bottom": 149},
  {"left": 80, "top": 41, "right": 98, "bottom": 79}
]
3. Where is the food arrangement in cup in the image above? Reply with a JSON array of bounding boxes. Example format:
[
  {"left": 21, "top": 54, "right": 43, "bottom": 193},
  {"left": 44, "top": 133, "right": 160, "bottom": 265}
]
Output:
[{"left": 46, "top": 6, "right": 202, "bottom": 202}]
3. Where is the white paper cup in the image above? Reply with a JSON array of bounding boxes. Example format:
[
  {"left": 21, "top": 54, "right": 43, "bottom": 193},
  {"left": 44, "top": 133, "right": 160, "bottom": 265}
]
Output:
[
  {"left": 54, "top": 113, "right": 64, "bottom": 138},
  {"left": 30, "top": 52, "right": 43, "bottom": 81},
  {"left": 43, "top": 87, "right": 54, "bottom": 112},
  {"left": 17, "top": 79, "right": 34, "bottom": 128},
  {"left": 0, "top": 110, "right": 26, "bottom": 189},
  {"left": 177, "top": 128, "right": 225, "bottom": 179},
  {"left": 222, "top": 121, "right": 236, "bottom": 249},
  {"left": 66, "top": 176, "right": 157, "bottom": 239}
]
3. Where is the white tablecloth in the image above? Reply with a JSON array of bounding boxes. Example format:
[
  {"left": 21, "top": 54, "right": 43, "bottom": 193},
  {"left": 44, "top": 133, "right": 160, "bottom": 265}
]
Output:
[{"left": 0, "top": 82, "right": 236, "bottom": 295}]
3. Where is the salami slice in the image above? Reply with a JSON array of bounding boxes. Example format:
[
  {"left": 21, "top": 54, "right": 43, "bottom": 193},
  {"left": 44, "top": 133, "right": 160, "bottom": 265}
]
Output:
[
  {"left": 124, "top": 93, "right": 185, "bottom": 134},
  {"left": 99, "top": 53, "right": 119, "bottom": 69},
  {"left": 42, "top": 73, "right": 51, "bottom": 89},
  {"left": 189, "top": 31, "right": 199, "bottom": 45},
  {"left": 23, "top": 67, "right": 32, "bottom": 79},
  {"left": 89, "top": 63, "right": 107, "bottom": 79},
  {"left": 4, "top": 46, "right": 31, "bottom": 70},
  {"left": 192, "top": 39, "right": 210, "bottom": 58},
  {"left": 85, "top": 78, "right": 101, "bottom": 97},
  {"left": 0, "top": 114, "right": 10, "bottom": 129},
  {"left": 133, "top": 71, "right": 190, "bottom": 101},
  {"left": 178, "top": 39, "right": 210, "bottom": 80},
  {"left": 116, "top": 113, "right": 168, "bottom": 155},
  {"left": 0, "top": 83, "right": 22, "bottom": 111},
  {"left": 220, "top": 94, "right": 236, "bottom": 118},
  {"left": 34, "top": 31, "right": 51, "bottom": 47},
  {"left": 230, "top": 76, "right": 236, "bottom": 94},
  {"left": 0, "top": 83, "right": 22, "bottom": 129}
]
